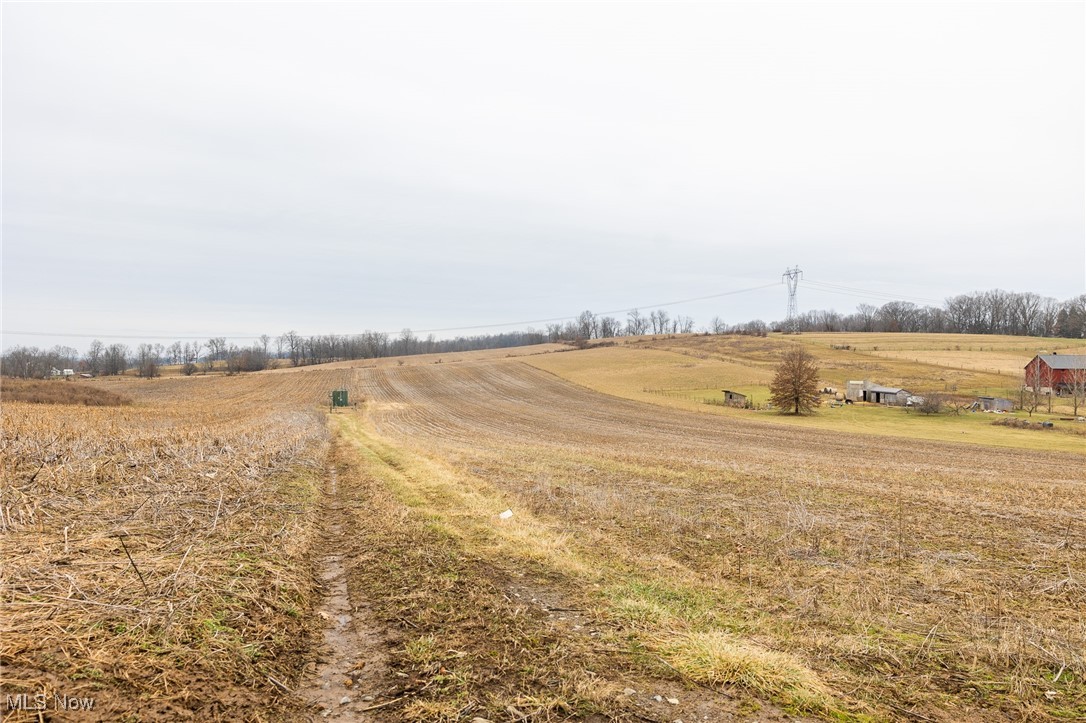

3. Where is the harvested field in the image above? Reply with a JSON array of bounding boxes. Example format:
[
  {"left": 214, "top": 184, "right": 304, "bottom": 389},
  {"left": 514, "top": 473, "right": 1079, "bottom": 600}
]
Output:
[
  {"left": 0, "top": 371, "right": 339, "bottom": 720},
  {"left": 344, "top": 357, "right": 1085, "bottom": 720},
  {"left": 2, "top": 343, "right": 1084, "bottom": 720}
]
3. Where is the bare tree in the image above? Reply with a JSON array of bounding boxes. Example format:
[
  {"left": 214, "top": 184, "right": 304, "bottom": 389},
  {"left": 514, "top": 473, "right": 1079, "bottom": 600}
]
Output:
[
  {"left": 1062, "top": 367, "right": 1086, "bottom": 417},
  {"left": 280, "top": 331, "right": 302, "bottom": 366},
  {"left": 598, "top": 316, "right": 621, "bottom": 339},
  {"left": 626, "top": 309, "right": 648, "bottom": 336},
  {"left": 576, "top": 310, "right": 598, "bottom": 340},
  {"left": 206, "top": 337, "right": 227, "bottom": 372},
  {"left": 1022, "top": 360, "right": 1052, "bottom": 417},
  {"left": 85, "top": 339, "right": 105, "bottom": 375},
  {"left": 856, "top": 304, "right": 877, "bottom": 332},
  {"left": 103, "top": 344, "right": 129, "bottom": 376},
  {"left": 136, "top": 344, "right": 160, "bottom": 378},
  {"left": 649, "top": 309, "right": 670, "bottom": 335},
  {"left": 768, "top": 346, "right": 822, "bottom": 415},
  {"left": 165, "top": 341, "right": 184, "bottom": 366},
  {"left": 916, "top": 393, "right": 947, "bottom": 415}
]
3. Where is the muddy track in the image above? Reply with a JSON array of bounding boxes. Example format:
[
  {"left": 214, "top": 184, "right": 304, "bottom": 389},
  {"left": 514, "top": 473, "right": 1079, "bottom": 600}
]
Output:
[{"left": 300, "top": 465, "right": 391, "bottom": 721}]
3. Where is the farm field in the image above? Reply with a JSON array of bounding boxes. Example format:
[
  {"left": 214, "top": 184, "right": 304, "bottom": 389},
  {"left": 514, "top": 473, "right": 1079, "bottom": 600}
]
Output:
[
  {"left": 1, "top": 371, "right": 337, "bottom": 719},
  {"left": 525, "top": 333, "right": 1086, "bottom": 453},
  {"left": 2, "top": 334, "right": 1084, "bottom": 721},
  {"left": 336, "top": 357, "right": 1085, "bottom": 721}
]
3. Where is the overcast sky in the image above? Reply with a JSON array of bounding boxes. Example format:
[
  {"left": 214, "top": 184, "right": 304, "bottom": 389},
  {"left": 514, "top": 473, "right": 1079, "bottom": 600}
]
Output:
[{"left": 3, "top": 2, "right": 1083, "bottom": 350}]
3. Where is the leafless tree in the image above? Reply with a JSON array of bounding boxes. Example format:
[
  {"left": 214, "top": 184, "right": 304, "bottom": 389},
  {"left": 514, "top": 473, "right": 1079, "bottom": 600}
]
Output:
[
  {"left": 916, "top": 393, "right": 947, "bottom": 415},
  {"left": 1022, "top": 360, "right": 1052, "bottom": 417},
  {"left": 649, "top": 309, "right": 670, "bottom": 335},
  {"left": 855, "top": 304, "right": 877, "bottom": 332},
  {"left": 576, "top": 310, "right": 597, "bottom": 340},
  {"left": 103, "top": 344, "right": 129, "bottom": 376},
  {"left": 769, "top": 346, "right": 822, "bottom": 415},
  {"left": 205, "top": 337, "right": 227, "bottom": 372},
  {"left": 626, "top": 309, "right": 648, "bottom": 336},
  {"left": 136, "top": 344, "right": 160, "bottom": 378},
  {"left": 598, "top": 316, "right": 621, "bottom": 339},
  {"left": 1062, "top": 367, "right": 1086, "bottom": 417},
  {"left": 85, "top": 339, "right": 105, "bottom": 375},
  {"left": 280, "top": 331, "right": 302, "bottom": 366}
]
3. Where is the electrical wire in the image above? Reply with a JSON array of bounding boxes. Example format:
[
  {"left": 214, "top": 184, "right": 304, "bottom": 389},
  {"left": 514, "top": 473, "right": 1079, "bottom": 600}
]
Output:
[
  {"left": 803, "top": 279, "right": 945, "bottom": 306},
  {"left": 1, "top": 281, "right": 780, "bottom": 341}
]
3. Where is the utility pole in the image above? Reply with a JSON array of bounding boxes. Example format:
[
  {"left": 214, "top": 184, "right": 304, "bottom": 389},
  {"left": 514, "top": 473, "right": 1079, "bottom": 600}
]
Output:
[{"left": 783, "top": 266, "right": 802, "bottom": 333}]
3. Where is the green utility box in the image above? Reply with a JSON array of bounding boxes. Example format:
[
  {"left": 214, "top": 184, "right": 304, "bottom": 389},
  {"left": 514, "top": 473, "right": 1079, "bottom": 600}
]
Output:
[{"left": 331, "top": 389, "right": 349, "bottom": 407}]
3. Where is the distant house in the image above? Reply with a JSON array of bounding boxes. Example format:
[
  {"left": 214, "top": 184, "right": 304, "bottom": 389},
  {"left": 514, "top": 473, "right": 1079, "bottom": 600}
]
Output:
[
  {"left": 1025, "top": 354, "right": 1086, "bottom": 393},
  {"left": 722, "top": 390, "right": 748, "bottom": 407}
]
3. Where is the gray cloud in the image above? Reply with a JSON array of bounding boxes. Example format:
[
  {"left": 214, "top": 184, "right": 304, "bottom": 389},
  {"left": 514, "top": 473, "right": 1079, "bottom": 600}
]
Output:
[{"left": 3, "top": 2, "right": 1083, "bottom": 349}]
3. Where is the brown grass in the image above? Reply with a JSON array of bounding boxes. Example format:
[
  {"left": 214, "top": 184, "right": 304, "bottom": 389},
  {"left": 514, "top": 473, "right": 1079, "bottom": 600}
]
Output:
[
  {"left": 3, "top": 337, "right": 1084, "bottom": 720},
  {"left": 346, "top": 357, "right": 1086, "bottom": 721},
  {"left": 0, "top": 371, "right": 338, "bottom": 719},
  {"left": 1, "top": 378, "right": 131, "bottom": 406}
]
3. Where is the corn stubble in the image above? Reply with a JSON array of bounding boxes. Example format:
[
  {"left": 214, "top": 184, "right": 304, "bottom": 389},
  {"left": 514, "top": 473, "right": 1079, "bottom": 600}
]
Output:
[
  {"left": 1, "top": 372, "right": 334, "bottom": 717},
  {"left": 353, "top": 358, "right": 1086, "bottom": 721},
  {"left": 2, "top": 351, "right": 1084, "bottom": 721}
]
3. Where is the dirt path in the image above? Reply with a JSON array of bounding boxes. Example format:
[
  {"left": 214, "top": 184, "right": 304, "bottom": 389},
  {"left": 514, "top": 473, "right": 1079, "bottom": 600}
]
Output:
[{"left": 299, "top": 465, "right": 391, "bottom": 721}]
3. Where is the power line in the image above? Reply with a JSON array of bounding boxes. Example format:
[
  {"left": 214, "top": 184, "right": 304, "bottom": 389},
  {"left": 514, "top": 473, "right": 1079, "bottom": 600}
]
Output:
[
  {"left": 1, "top": 281, "right": 780, "bottom": 342},
  {"left": 412, "top": 282, "right": 780, "bottom": 333},
  {"left": 803, "top": 279, "right": 945, "bottom": 306}
]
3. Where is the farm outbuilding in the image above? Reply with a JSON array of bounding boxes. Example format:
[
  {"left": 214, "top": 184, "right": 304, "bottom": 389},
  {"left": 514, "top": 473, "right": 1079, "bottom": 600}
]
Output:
[
  {"left": 976, "top": 396, "right": 1013, "bottom": 412},
  {"left": 846, "top": 380, "right": 910, "bottom": 405},
  {"left": 721, "top": 390, "right": 748, "bottom": 407},
  {"left": 1025, "top": 354, "right": 1086, "bottom": 393},
  {"left": 865, "top": 385, "right": 910, "bottom": 406}
]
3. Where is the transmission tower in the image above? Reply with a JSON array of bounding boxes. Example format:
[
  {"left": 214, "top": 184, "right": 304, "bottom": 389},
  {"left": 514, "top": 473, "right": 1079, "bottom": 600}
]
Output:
[{"left": 782, "top": 266, "right": 802, "bottom": 333}]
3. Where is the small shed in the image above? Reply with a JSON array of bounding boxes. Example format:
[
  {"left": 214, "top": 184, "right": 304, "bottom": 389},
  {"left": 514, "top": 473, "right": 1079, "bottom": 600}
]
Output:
[
  {"left": 865, "top": 385, "right": 910, "bottom": 406},
  {"left": 977, "top": 396, "right": 1013, "bottom": 412},
  {"left": 847, "top": 380, "right": 909, "bottom": 404},
  {"left": 722, "top": 390, "right": 748, "bottom": 407}
]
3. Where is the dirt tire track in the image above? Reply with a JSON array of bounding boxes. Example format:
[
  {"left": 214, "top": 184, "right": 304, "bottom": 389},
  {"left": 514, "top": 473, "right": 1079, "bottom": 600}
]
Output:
[{"left": 299, "top": 461, "right": 391, "bottom": 721}]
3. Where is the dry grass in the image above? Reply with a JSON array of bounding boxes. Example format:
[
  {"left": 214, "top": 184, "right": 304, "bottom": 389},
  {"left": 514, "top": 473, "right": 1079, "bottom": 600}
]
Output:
[
  {"left": 4, "top": 336, "right": 1084, "bottom": 720},
  {"left": 526, "top": 334, "right": 1086, "bottom": 452},
  {"left": 0, "top": 371, "right": 338, "bottom": 719},
  {"left": 1, "top": 378, "right": 131, "bottom": 407},
  {"left": 660, "top": 631, "right": 835, "bottom": 714},
  {"left": 347, "top": 356, "right": 1086, "bottom": 721}
]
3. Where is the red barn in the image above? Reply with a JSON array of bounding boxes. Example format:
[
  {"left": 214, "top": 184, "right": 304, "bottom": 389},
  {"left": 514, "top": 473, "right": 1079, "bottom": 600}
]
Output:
[{"left": 1024, "top": 354, "right": 1086, "bottom": 392}]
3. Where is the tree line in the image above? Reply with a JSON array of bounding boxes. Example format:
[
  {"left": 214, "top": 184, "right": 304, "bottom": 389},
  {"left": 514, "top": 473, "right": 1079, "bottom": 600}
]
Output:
[
  {"left": 779, "top": 291, "right": 1085, "bottom": 337},
  {"left": 0, "top": 330, "right": 547, "bottom": 379},
  {"left": 2, "top": 289, "right": 1083, "bottom": 379}
]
